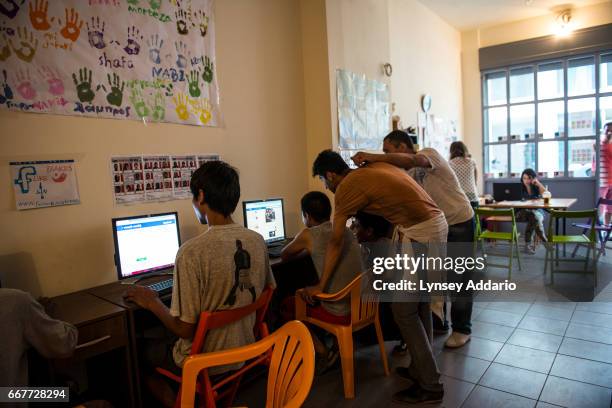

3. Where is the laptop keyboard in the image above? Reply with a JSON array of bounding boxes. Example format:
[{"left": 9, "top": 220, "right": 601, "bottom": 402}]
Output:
[{"left": 146, "top": 278, "right": 174, "bottom": 293}]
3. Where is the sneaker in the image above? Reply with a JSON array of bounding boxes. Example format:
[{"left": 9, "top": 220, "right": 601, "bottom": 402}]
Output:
[
  {"left": 523, "top": 244, "right": 536, "bottom": 254},
  {"left": 392, "top": 384, "right": 444, "bottom": 405},
  {"left": 444, "top": 332, "right": 471, "bottom": 348},
  {"left": 392, "top": 341, "right": 408, "bottom": 356}
]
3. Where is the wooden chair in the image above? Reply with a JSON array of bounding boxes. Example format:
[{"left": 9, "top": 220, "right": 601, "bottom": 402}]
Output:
[
  {"left": 157, "top": 286, "right": 274, "bottom": 408},
  {"left": 181, "top": 320, "right": 315, "bottom": 408},
  {"left": 295, "top": 274, "right": 389, "bottom": 399}
]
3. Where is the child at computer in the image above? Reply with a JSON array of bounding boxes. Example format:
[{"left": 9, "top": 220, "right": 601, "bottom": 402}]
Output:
[
  {"left": 517, "top": 168, "right": 548, "bottom": 254},
  {"left": 281, "top": 191, "right": 362, "bottom": 374},
  {"left": 124, "top": 160, "right": 275, "bottom": 408}
]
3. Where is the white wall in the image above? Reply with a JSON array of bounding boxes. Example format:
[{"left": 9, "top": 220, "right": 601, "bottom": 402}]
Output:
[
  {"left": 388, "top": 0, "right": 463, "bottom": 144},
  {"left": 0, "top": 0, "right": 308, "bottom": 297}
]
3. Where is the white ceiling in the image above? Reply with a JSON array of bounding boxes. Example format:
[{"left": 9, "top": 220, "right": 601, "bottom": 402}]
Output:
[{"left": 418, "top": 0, "right": 610, "bottom": 31}]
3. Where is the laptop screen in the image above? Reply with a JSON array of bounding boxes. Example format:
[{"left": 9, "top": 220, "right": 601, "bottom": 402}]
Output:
[
  {"left": 112, "top": 212, "right": 181, "bottom": 279},
  {"left": 243, "top": 199, "right": 286, "bottom": 244}
]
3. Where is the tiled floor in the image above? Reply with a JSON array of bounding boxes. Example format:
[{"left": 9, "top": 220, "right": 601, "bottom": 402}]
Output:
[{"left": 233, "top": 251, "right": 612, "bottom": 408}]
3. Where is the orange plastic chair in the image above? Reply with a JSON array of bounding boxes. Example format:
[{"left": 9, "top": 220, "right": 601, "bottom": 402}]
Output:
[
  {"left": 181, "top": 320, "right": 315, "bottom": 408},
  {"left": 157, "top": 286, "right": 274, "bottom": 408},
  {"left": 295, "top": 274, "right": 389, "bottom": 398}
]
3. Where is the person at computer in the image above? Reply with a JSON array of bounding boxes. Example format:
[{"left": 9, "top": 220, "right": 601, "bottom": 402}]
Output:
[
  {"left": 517, "top": 168, "right": 548, "bottom": 254},
  {"left": 124, "top": 160, "right": 275, "bottom": 408},
  {"left": 280, "top": 191, "right": 362, "bottom": 374},
  {"left": 0, "top": 288, "right": 78, "bottom": 389},
  {"left": 352, "top": 131, "right": 476, "bottom": 350},
  {"left": 308, "top": 149, "right": 446, "bottom": 405}
]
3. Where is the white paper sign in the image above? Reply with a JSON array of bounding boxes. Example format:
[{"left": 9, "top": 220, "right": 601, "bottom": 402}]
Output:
[{"left": 11, "top": 159, "right": 80, "bottom": 210}]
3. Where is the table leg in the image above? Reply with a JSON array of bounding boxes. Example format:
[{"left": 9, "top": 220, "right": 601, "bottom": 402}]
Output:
[{"left": 555, "top": 217, "right": 560, "bottom": 266}]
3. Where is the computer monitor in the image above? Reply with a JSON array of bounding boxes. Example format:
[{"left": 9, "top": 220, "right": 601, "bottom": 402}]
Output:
[
  {"left": 243, "top": 199, "right": 286, "bottom": 244},
  {"left": 112, "top": 212, "right": 181, "bottom": 280}
]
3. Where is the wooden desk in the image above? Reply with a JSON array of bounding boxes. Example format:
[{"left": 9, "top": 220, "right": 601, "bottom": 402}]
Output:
[
  {"left": 49, "top": 291, "right": 135, "bottom": 407},
  {"left": 480, "top": 198, "right": 577, "bottom": 210}
]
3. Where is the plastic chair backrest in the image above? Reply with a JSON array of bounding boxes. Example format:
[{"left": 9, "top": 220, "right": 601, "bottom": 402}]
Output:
[
  {"left": 190, "top": 286, "right": 274, "bottom": 355},
  {"left": 346, "top": 274, "right": 377, "bottom": 325},
  {"left": 181, "top": 320, "right": 315, "bottom": 408},
  {"left": 474, "top": 207, "right": 516, "bottom": 235},
  {"left": 548, "top": 209, "right": 597, "bottom": 241}
]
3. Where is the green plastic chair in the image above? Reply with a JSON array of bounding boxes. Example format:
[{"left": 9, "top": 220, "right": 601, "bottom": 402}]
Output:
[
  {"left": 544, "top": 209, "right": 598, "bottom": 286},
  {"left": 474, "top": 208, "right": 522, "bottom": 279}
]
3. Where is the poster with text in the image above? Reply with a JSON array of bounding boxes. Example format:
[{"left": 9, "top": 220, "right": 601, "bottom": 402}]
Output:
[
  {"left": 11, "top": 159, "right": 80, "bottom": 210},
  {"left": 171, "top": 154, "right": 196, "bottom": 199},
  {"left": 143, "top": 155, "right": 172, "bottom": 201},
  {"left": 0, "top": 0, "right": 220, "bottom": 126},
  {"left": 111, "top": 156, "right": 145, "bottom": 204}
]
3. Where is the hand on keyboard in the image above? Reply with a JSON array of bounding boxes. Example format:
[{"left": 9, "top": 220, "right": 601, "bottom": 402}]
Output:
[{"left": 123, "top": 285, "right": 160, "bottom": 309}]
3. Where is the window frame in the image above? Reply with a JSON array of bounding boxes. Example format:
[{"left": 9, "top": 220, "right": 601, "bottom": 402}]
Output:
[{"left": 482, "top": 50, "right": 612, "bottom": 181}]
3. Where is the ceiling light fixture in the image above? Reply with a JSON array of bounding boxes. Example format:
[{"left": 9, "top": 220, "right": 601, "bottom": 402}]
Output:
[{"left": 553, "top": 9, "right": 573, "bottom": 37}]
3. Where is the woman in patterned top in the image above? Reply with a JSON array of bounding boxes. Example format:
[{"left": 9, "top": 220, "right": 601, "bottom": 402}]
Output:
[{"left": 449, "top": 141, "right": 479, "bottom": 207}]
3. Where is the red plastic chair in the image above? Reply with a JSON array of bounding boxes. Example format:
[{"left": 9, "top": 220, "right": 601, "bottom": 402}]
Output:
[{"left": 157, "top": 286, "right": 274, "bottom": 408}]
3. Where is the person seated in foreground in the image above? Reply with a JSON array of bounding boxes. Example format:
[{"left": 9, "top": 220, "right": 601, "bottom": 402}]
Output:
[
  {"left": 124, "top": 161, "right": 275, "bottom": 408},
  {"left": 281, "top": 191, "right": 362, "bottom": 374},
  {"left": 0, "top": 288, "right": 78, "bottom": 388},
  {"left": 518, "top": 168, "right": 548, "bottom": 254}
]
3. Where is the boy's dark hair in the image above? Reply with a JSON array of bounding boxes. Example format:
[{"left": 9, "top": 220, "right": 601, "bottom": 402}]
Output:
[
  {"left": 384, "top": 130, "right": 414, "bottom": 151},
  {"left": 355, "top": 211, "right": 392, "bottom": 239},
  {"left": 301, "top": 191, "right": 332, "bottom": 222},
  {"left": 312, "top": 150, "right": 349, "bottom": 178},
  {"left": 190, "top": 161, "right": 240, "bottom": 217}
]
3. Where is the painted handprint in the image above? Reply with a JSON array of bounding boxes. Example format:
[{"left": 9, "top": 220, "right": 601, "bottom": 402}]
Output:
[
  {"left": 202, "top": 56, "right": 213, "bottom": 83},
  {"left": 39, "top": 66, "right": 64, "bottom": 96},
  {"left": 0, "top": 0, "right": 24, "bottom": 19},
  {"left": 105, "top": 73, "right": 125, "bottom": 106},
  {"left": 149, "top": 0, "right": 161, "bottom": 10},
  {"left": 192, "top": 10, "right": 208, "bottom": 37},
  {"left": 124, "top": 26, "right": 142, "bottom": 56},
  {"left": 173, "top": 92, "right": 189, "bottom": 120},
  {"left": 15, "top": 69, "right": 36, "bottom": 100},
  {"left": 0, "top": 35, "right": 11, "bottom": 61},
  {"left": 0, "top": 70, "right": 14, "bottom": 104},
  {"left": 187, "top": 70, "right": 201, "bottom": 98},
  {"left": 175, "top": 8, "right": 189, "bottom": 35},
  {"left": 174, "top": 40, "right": 187, "bottom": 69},
  {"left": 147, "top": 34, "right": 163, "bottom": 64},
  {"left": 72, "top": 67, "right": 95, "bottom": 103},
  {"left": 129, "top": 86, "right": 149, "bottom": 118},
  {"left": 29, "top": 0, "right": 52, "bottom": 31},
  {"left": 189, "top": 97, "right": 212, "bottom": 124},
  {"left": 8, "top": 27, "right": 38, "bottom": 63},
  {"left": 86, "top": 16, "right": 105, "bottom": 49},
  {"left": 60, "top": 8, "right": 84, "bottom": 42},
  {"left": 151, "top": 91, "right": 165, "bottom": 121}
]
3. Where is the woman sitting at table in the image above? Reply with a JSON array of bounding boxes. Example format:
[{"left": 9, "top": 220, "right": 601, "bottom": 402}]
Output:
[{"left": 517, "top": 168, "right": 547, "bottom": 254}]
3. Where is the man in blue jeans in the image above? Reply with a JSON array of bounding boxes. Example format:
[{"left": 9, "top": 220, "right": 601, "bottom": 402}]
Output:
[{"left": 353, "top": 130, "right": 476, "bottom": 349}]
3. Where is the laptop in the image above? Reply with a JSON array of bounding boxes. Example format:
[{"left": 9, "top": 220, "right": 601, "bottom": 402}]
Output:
[
  {"left": 493, "top": 183, "right": 523, "bottom": 202},
  {"left": 243, "top": 198, "right": 291, "bottom": 257}
]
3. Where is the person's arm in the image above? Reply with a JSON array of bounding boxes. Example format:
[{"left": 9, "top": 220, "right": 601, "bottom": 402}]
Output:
[
  {"left": 302, "top": 214, "right": 348, "bottom": 302},
  {"left": 124, "top": 286, "right": 196, "bottom": 339},
  {"left": 532, "top": 178, "right": 546, "bottom": 195},
  {"left": 280, "top": 228, "right": 312, "bottom": 261},
  {"left": 473, "top": 162, "right": 478, "bottom": 185},
  {"left": 23, "top": 294, "right": 78, "bottom": 359},
  {"left": 352, "top": 151, "right": 430, "bottom": 170}
]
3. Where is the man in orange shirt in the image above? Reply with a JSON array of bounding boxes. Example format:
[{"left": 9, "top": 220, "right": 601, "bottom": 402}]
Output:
[{"left": 306, "top": 150, "right": 447, "bottom": 404}]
